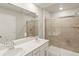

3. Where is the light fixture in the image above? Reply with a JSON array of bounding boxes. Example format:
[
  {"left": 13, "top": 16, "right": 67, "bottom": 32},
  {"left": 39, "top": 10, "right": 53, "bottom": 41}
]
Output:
[{"left": 59, "top": 7, "right": 63, "bottom": 10}]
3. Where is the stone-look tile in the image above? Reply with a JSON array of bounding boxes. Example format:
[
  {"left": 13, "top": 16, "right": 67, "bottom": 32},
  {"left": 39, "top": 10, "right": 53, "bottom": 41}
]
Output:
[{"left": 45, "top": 17, "right": 79, "bottom": 53}]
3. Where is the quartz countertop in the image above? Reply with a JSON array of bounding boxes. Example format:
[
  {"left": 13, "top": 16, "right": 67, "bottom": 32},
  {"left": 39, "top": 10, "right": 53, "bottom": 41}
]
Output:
[
  {"left": 14, "top": 38, "right": 49, "bottom": 56},
  {"left": 0, "top": 37, "right": 49, "bottom": 56}
]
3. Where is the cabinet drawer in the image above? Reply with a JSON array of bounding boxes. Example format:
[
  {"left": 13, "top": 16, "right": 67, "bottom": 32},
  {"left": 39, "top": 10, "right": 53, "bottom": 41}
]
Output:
[
  {"left": 33, "top": 48, "right": 40, "bottom": 56},
  {"left": 40, "top": 42, "right": 48, "bottom": 50}
]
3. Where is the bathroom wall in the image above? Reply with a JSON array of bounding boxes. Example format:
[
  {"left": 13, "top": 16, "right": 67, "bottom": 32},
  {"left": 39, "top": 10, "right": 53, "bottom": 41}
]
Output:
[{"left": 45, "top": 8, "right": 79, "bottom": 53}]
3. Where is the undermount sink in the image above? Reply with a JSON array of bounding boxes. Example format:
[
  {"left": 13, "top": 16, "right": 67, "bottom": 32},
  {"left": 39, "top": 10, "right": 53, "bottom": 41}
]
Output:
[{"left": 3, "top": 48, "right": 25, "bottom": 56}]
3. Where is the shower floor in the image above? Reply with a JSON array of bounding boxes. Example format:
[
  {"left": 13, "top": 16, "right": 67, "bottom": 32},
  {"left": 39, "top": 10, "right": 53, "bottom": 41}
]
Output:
[{"left": 47, "top": 45, "right": 79, "bottom": 56}]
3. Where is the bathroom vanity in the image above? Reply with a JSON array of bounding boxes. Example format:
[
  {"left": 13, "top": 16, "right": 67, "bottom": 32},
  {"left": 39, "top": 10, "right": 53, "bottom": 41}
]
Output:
[
  {"left": 0, "top": 37, "right": 49, "bottom": 56},
  {"left": 14, "top": 38, "right": 49, "bottom": 56}
]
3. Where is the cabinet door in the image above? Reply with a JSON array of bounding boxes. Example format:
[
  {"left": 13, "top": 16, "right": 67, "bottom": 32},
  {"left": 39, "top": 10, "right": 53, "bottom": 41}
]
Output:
[
  {"left": 33, "top": 48, "right": 39, "bottom": 56},
  {"left": 39, "top": 42, "right": 48, "bottom": 56},
  {"left": 33, "top": 52, "right": 39, "bottom": 56},
  {"left": 39, "top": 49, "right": 46, "bottom": 56}
]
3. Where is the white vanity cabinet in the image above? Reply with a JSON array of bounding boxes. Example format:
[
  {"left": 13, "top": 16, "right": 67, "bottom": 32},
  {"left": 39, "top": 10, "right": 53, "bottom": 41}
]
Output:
[
  {"left": 33, "top": 48, "right": 40, "bottom": 56},
  {"left": 25, "top": 40, "right": 49, "bottom": 56},
  {"left": 39, "top": 42, "right": 48, "bottom": 56},
  {"left": 14, "top": 38, "right": 49, "bottom": 56}
]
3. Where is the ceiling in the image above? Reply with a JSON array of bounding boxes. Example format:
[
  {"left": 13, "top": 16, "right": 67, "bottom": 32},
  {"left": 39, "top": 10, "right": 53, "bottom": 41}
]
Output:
[
  {"left": 35, "top": 3, "right": 79, "bottom": 13},
  {"left": 0, "top": 3, "right": 37, "bottom": 17}
]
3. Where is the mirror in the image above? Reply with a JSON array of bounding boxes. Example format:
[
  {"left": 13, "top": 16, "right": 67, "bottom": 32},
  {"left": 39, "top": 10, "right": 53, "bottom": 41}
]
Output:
[
  {"left": 26, "top": 17, "right": 38, "bottom": 37},
  {"left": 16, "top": 15, "right": 38, "bottom": 39},
  {"left": 0, "top": 4, "right": 38, "bottom": 42},
  {"left": 0, "top": 4, "right": 38, "bottom": 49}
]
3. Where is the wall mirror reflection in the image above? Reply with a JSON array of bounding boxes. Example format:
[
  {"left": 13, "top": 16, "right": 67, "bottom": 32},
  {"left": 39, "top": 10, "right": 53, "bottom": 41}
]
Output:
[{"left": 0, "top": 3, "right": 38, "bottom": 49}]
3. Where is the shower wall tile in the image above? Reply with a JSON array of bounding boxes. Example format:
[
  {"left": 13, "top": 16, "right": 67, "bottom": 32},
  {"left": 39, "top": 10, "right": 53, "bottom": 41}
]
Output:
[{"left": 45, "top": 17, "right": 79, "bottom": 53}]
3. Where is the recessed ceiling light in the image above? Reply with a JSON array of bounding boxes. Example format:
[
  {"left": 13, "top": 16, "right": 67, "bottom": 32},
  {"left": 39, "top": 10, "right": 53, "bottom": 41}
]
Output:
[{"left": 59, "top": 7, "right": 63, "bottom": 10}]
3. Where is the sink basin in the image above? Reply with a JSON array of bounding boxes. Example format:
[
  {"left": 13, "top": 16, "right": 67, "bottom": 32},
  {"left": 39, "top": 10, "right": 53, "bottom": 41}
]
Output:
[
  {"left": 3, "top": 48, "right": 25, "bottom": 56},
  {"left": 0, "top": 46, "right": 9, "bottom": 56}
]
